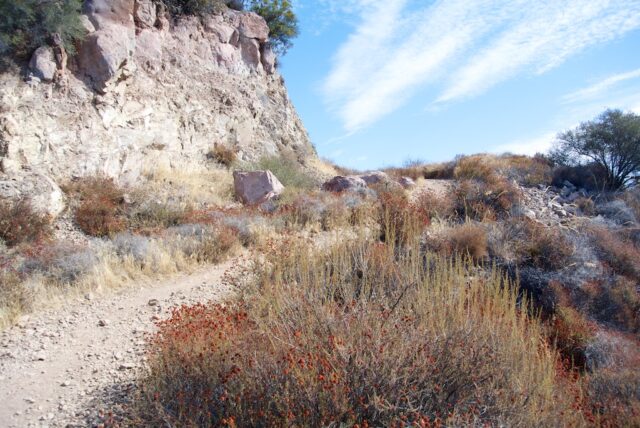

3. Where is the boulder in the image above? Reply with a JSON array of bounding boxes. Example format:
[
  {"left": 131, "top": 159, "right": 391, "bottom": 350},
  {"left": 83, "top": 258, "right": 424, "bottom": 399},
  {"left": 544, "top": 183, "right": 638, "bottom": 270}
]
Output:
[
  {"left": 78, "top": 0, "right": 135, "bottom": 90},
  {"left": 399, "top": 176, "right": 416, "bottom": 188},
  {"left": 29, "top": 47, "right": 57, "bottom": 82},
  {"left": 0, "top": 174, "right": 65, "bottom": 218},
  {"left": 77, "top": 25, "right": 136, "bottom": 90},
  {"left": 359, "top": 171, "right": 388, "bottom": 185},
  {"left": 205, "top": 17, "right": 238, "bottom": 44},
  {"left": 134, "top": 0, "right": 157, "bottom": 29},
  {"left": 238, "top": 12, "right": 269, "bottom": 42},
  {"left": 322, "top": 176, "right": 367, "bottom": 193},
  {"left": 239, "top": 36, "right": 262, "bottom": 70},
  {"left": 233, "top": 170, "right": 284, "bottom": 205}
]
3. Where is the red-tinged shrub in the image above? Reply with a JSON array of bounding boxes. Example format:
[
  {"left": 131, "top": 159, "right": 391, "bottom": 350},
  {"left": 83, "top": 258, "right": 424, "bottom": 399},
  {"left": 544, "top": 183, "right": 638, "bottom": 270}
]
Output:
[
  {"left": 377, "top": 189, "right": 428, "bottom": 247},
  {"left": 586, "top": 368, "right": 640, "bottom": 427},
  {"left": 0, "top": 199, "right": 52, "bottom": 247},
  {"left": 587, "top": 226, "right": 640, "bottom": 278},
  {"left": 550, "top": 304, "right": 595, "bottom": 370},
  {"left": 136, "top": 239, "right": 584, "bottom": 427},
  {"left": 582, "top": 278, "right": 640, "bottom": 334},
  {"left": 67, "top": 176, "right": 127, "bottom": 237}
]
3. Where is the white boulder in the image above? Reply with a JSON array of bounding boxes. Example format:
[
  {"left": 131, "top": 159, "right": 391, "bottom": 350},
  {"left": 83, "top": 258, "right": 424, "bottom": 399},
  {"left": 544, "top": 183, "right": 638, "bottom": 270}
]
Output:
[{"left": 233, "top": 170, "right": 284, "bottom": 205}]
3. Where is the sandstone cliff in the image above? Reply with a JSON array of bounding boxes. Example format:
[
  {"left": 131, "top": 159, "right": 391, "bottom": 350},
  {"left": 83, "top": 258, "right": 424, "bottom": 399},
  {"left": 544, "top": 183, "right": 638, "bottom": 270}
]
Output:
[{"left": 0, "top": 0, "right": 315, "bottom": 217}]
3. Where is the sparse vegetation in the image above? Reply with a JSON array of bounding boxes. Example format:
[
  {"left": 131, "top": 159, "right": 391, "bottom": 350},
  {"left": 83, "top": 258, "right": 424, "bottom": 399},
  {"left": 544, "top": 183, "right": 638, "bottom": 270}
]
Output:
[
  {"left": 138, "top": 235, "right": 582, "bottom": 426},
  {"left": 66, "top": 177, "right": 128, "bottom": 237},
  {"left": 0, "top": 0, "right": 85, "bottom": 60},
  {"left": 0, "top": 199, "right": 52, "bottom": 247},
  {"left": 250, "top": 154, "right": 317, "bottom": 190},
  {"left": 207, "top": 143, "right": 238, "bottom": 167}
]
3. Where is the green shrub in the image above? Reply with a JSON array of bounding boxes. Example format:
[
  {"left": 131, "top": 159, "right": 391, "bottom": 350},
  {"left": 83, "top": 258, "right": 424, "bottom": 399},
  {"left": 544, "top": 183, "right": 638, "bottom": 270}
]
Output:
[
  {"left": 249, "top": 155, "right": 316, "bottom": 190},
  {"left": 0, "top": 0, "right": 85, "bottom": 59},
  {"left": 247, "top": 0, "right": 298, "bottom": 55}
]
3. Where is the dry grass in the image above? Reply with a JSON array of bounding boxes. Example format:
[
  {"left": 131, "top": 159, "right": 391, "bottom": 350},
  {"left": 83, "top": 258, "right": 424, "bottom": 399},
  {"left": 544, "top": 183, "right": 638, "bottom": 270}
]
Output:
[
  {"left": 453, "top": 154, "right": 552, "bottom": 187},
  {"left": 0, "top": 272, "right": 33, "bottom": 327},
  {"left": 427, "top": 222, "right": 488, "bottom": 261},
  {"left": 588, "top": 226, "right": 640, "bottom": 278},
  {"left": 207, "top": 143, "right": 238, "bottom": 167},
  {"left": 0, "top": 224, "right": 241, "bottom": 329},
  {"left": 137, "top": 233, "right": 582, "bottom": 426},
  {"left": 454, "top": 179, "right": 521, "bottom": 221},
  {"left": 414, "top": 189, "right": 455, "bottom": 220},
  {"left": 142, "top": 166, "right": 235, "bottom": 208},
  {"left": 0, "top": 199, "right": 52, "bottom": 247}
]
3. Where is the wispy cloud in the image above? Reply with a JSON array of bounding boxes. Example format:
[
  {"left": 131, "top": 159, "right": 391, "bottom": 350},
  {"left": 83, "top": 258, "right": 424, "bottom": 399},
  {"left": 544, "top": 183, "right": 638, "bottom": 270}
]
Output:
[
  {"left": 562, "top": 68, "right": 640, "bottom": 103},
  {"left": 323, "top": 0, "right": 640, "bottom": 132},
  {"left": 492, "top": 132, "right": 556, "bottom": 156}
]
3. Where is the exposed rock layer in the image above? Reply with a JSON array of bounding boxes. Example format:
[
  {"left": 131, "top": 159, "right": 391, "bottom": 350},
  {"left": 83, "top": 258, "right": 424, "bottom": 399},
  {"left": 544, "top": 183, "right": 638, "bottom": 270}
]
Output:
[{"left": 0, "top": 2, "right": 314, "bottom": 216}]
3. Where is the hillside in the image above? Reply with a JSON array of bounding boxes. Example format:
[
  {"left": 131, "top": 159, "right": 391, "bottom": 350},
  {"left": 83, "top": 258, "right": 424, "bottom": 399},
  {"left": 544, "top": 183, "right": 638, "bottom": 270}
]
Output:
[
  {"left": 1, "top": 1, "right": 639, "bottom": 427},
  {"left": 0, "top": 0, "right": 317, "bottom": 219}
]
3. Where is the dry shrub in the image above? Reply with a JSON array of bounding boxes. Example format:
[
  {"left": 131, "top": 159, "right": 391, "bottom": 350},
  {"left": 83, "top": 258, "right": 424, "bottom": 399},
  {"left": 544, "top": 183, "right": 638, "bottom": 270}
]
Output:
[
  {"left": 169, "top": 224, "right": 241, "bottom": 264},
  {"left": 138, "top": 238, "right": 581, "bottom": 426},
  {"left": 251, "top": 154, "right": 317, "bottom": 190},
  {"left": 0, "top": 272, "right": 33, "bottom": 327},
  {"left": 582, "top": 278, "right": 640, "bottom": 334},
  {"left": 575, "top": 197, "right": 596, "bottom": 216},
  {"left": 426, "top": 223, "right": 488, "bottom": 261},
  {"left": 414, "top": 189, "right": 455, "bottom": 220},
  {"left": 543, "top": 283, "right": 595, "bottom": 371},
  {"left": 454, "top": 155, "right": 497, "bottom": 183},
  {"left": 588, "top": 226, "right": 640, "bottom": 277},
  {"left": 454, "top": 179, "right": 521, "bottom": 221},
  {"left": 499, "top": 154, "right": 553, "bottom": 187},
  {"left": 377, "top": 190, "right": 428, "bottom": 247},
  {"left": 66, "top": 176, "right": 127, "bottom": 237},
  {"left": 127, "top": 201, "right": 188, "bottom": 232},
  {"left": 518, "top": 220, "right": 573, "bottom": 271},
  {"left": 385, "top": 159, "right": 426, "bottom": 180},
  {"left": 423, "top": 161, "right": 456, "bottom": 180},
  {"left": 586, "top": 367, "right": 640, "bottom": 426},
  {"left": 207, "top": 143, "right": 237, "bottom": 167},
  {"left": 0, "top": 199, "right": 52, "bottom": 247}
]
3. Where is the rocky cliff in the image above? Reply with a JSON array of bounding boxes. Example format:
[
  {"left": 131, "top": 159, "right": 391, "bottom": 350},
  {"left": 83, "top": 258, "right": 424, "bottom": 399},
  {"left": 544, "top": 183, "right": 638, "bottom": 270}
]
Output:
[{"left": 0, "top": 0, "right": 315, "bottom": 217}]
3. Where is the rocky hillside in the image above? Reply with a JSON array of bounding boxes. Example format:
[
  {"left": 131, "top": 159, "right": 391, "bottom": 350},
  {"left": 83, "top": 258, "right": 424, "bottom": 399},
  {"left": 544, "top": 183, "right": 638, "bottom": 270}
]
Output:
[{"left": 0, "top": 0, "right": 315, "bottom": 218}]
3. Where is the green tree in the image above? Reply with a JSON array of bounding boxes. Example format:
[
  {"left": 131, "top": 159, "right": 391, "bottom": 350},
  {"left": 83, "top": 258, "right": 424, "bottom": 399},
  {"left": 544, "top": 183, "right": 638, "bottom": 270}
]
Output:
[
  {"left": 550, "top": 109, "right": 640, "bottom": 191},
  {"left": 246, "top": 0, "right": 298, "bottom": 56},
  {"left": 0, "top": 0, "right": 85, "bottom": 59}
]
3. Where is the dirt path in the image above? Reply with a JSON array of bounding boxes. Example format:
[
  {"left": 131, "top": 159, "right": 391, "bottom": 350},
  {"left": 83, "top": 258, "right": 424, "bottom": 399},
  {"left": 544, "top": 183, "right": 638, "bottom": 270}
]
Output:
[{"left": 0, "top": 259, "right": 240, "bottom": 427}]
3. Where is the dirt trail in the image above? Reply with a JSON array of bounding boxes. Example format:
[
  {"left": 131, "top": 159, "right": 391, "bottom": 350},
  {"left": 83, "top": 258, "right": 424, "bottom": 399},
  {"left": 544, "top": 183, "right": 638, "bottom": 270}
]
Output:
[{"left": 0, "top": 259, "right": 239, "bottom": 427}]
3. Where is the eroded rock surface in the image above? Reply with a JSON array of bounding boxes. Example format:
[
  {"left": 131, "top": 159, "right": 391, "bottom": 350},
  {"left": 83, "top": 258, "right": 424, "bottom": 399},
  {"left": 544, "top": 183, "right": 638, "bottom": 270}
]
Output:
[{"left": 1, "top": 3, "right": 314, "bottom": 218}]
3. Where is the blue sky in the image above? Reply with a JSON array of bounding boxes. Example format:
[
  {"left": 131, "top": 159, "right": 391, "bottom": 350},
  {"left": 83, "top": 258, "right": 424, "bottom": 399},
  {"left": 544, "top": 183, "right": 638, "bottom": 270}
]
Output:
[{"left": 277, "top": 0, "right": 640, "bottom": 170}]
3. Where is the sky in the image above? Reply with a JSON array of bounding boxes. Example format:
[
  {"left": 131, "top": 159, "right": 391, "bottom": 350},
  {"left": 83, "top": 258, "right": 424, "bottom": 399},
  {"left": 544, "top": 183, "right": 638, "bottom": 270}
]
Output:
[{"left": 276, "top": 0, "right": 640, "bottom": 170}]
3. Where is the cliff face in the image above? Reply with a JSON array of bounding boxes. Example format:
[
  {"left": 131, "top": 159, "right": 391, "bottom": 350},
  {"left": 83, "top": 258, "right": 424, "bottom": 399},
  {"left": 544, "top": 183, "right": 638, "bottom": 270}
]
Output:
[{"left": 0, "top": 0, "right": 315, "bottom": 217}]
